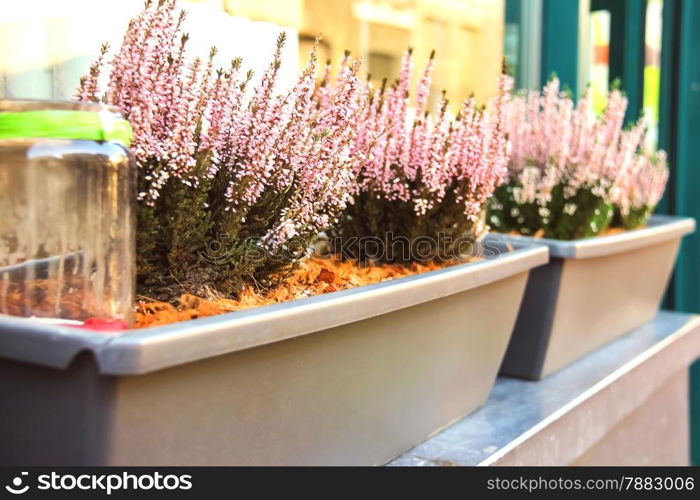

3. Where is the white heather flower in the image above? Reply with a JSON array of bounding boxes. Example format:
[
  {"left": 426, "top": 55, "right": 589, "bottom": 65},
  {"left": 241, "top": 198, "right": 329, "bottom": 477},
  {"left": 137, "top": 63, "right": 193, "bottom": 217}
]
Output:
[{"left": 564, "top": 203, "right": 577, "bottom": 216}]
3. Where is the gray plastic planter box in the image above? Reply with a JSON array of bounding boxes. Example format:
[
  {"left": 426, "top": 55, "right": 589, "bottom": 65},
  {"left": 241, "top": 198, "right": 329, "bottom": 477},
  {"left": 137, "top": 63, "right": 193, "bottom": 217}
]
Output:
[
  {"left": 499, "top": 215, "right": 695, "bottom": 380},
  {"left": 0, "top": 239, "right": 546, "bottom": 466}
]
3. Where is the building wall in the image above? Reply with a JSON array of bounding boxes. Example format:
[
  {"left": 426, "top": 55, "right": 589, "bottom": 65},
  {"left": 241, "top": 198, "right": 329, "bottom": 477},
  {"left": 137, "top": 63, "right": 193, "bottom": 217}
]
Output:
[
  {"left": 0, "top": 0, "right": 300, "bottom": 100},
  {"left": 1, "top": 0, "right": 504, "bottom": 109},
  {"left": 301, "top": 0, "right": 505, "bottom": 108}
]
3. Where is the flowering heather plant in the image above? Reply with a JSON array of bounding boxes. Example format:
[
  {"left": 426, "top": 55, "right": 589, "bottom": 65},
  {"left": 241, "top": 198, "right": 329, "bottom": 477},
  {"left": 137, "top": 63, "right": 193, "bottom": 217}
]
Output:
[
  {"left": 610, "top": 150, "right": 668, "bottom": 229},
  {"left": 330, "top": 50, "right": 510, "bottom": 263},
  {"left": 77, "top": 0, "right": 362, "bottom": 298},
  {"left": 489, "top": 78, "right": 668, "bottom": 240}
]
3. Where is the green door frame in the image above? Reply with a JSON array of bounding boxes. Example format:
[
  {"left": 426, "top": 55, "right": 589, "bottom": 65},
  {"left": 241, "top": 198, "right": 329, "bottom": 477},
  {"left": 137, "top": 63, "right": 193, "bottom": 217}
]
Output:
[
  {"left": 540, "top": 0, "right": 580, "bottom": 95},
  {"left": 671, "top": 1, "right": 700, "bottom": 317},
  {"left": 656, "top": 0, "right": 677, "bottom": 218},
  {"left": 654, "top": 0, "right": 700, "bottom": 465},
  {"left": 668, "top": 0, "right": 700, "bottom": 465}
]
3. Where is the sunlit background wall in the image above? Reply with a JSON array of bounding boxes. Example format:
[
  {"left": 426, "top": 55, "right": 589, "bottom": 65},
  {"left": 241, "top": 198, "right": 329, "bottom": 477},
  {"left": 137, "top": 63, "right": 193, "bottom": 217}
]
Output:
[{"left": 0, "top": 0, "right": 505, "bottom": 111}]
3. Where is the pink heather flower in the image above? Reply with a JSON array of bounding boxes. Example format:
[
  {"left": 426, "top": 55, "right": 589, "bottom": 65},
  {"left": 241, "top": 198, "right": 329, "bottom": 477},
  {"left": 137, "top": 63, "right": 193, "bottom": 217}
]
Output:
[
  {"left": 611, "top": 150, "right": 669, "bottom": 216},
  {"left": 498, "top": 77, "right": 668, "bottom": 212},
  {"left": 349, "top": 49, "right": 509, "bottom": 232}
]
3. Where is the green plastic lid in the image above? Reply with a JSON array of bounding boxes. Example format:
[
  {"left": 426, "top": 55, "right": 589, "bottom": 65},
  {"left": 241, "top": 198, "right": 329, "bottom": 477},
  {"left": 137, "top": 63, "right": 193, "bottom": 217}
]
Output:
[{"left": 0, "top": 108, "right": 132, "bottom": 146}]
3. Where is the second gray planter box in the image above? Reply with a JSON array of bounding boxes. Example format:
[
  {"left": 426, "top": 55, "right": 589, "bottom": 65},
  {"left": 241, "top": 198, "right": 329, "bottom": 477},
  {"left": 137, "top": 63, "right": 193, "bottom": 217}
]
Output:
[
  {"left": 0, "top": 239, "right": 546, "bottom": 466},
  {"left": 499, "top": 215, "right": 695, "bottom": 380}
]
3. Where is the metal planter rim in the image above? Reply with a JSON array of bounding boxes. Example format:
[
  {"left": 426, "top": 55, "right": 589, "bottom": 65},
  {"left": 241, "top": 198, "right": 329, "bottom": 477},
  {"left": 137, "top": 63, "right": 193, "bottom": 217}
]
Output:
[
  {"left": 494, "top": 214, "right": 695, "bottom": 259},
  {"left": 0, "top": 238, "right": 548, "bottom": 376}
]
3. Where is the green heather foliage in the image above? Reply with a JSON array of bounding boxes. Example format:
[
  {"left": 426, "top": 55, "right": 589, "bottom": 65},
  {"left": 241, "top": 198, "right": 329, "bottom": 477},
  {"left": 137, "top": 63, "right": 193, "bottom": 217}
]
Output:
[{"left": 490, "top": 183, "right": 614, "bottom": 239}]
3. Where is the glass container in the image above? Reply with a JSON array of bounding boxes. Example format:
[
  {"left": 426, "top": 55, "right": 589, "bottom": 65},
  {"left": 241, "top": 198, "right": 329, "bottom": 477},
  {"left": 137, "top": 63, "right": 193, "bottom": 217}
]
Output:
[{"left": 0, "top": 100, "right": 135, "bottom": 324}]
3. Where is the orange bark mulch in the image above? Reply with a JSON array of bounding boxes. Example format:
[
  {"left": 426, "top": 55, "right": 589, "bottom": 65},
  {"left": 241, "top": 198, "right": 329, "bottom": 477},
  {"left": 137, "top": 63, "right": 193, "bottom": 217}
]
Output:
[{"left": 134, "top": 257, "right": 450, "bottom": 328}]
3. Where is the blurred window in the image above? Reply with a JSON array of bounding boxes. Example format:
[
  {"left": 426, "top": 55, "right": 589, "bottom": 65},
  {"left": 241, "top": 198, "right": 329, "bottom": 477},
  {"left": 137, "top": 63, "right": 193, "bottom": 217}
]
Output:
[
  {"left": 643, "top": 0, "right": 663, "bottom": 148},
  {"left": 589, "top": 10, "right": 611, "bottom": 114}
]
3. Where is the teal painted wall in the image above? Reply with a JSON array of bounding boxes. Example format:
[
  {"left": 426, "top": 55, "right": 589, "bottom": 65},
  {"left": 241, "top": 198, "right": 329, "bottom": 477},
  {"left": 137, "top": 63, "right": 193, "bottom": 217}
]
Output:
[
  {"left": 673, "top": 0, "right": 700, "bottom": 316},
  {"left": 540, "top": 0, "right": 579, "bottom": 94},
  {"left": 672, "top": 0, "right": 700, "bottom": 466},
  {"left": 656, "top": 0, "right": 700, "bottom": 466}
]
